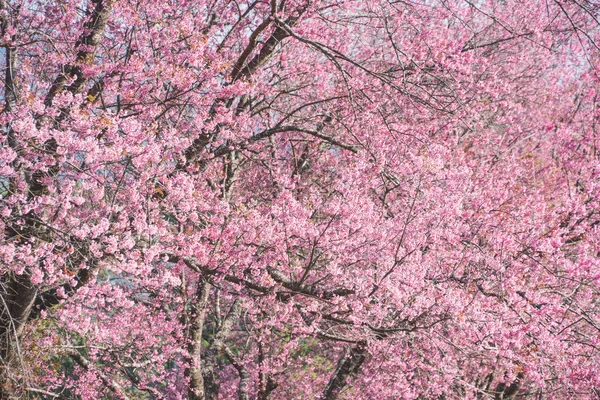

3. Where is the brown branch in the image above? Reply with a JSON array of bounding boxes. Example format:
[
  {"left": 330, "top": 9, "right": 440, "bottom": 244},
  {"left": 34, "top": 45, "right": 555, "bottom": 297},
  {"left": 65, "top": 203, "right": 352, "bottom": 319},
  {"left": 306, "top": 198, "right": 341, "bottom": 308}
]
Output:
[
  {"left": 172, "top": 255, "right": 355, "bottom": 300},
  {"left": 25, "top": 387, "right": 60, "bottom": 398},
  {"left": 234, "top": 3, "right": 309, "bottom": 81},
  {"left": 176, "top": 2, "right": 311, "bottom": 172},
  {"left": 224, "top": 347, "right": 251, "bottom": 400},
  {"left": 230, "top": 18, "right": 273, "bottom": 81},
  {"left": 45, "top": 0, "right": 113, "bottom": 107},
  {"left": 320, "top": 343, "right": 367, "bottom": 400},
  {"left": 249, "top": 125, "right": 357, "bottom": 153},
  {"left": 266, "top": 266, "right": 355, "bottom": 300},
  {"left": 3, "top": 43, "right": 17, "bottom": 112},
  {"left": 493, "top": 372, "right": 523, "bottom": 400},
  {"left": 258, "top": 376, "right": 278, "bottom": 400}
]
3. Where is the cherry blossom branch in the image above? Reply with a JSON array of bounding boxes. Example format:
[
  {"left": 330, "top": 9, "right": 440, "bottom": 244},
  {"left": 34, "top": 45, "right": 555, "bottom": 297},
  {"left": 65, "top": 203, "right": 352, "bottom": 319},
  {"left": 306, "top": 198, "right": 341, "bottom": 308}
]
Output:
[
  {"left": 257, "top": 341, "right": 278, "bottom": 400},
  {"left": 249, "top": 125, "right": 358, "bottom": 153},
  {"left": 230, "top": 18, "right": 273, "bottom": 81},
  {"left": 45, "top": 0, "right": 113, "bottom": 106},
  {"left": 320, "top": 343, "right": 367, "bottom": 400},
  {"left": 64, "top": 349, "right": 131, "bottom": 400},
  {"left": 187, "top": 279, "right": 212, "bottom": 400},
  {"left": 2, "top": 1, "right": 114, "bottom": 351},
  {"left": 211, "top": 123, "right": 357, "bottom": 158},
  {"left": 223, "top": 346, "right": 251, "bottom": 400},
  {"left": 171, "top": 255, "right": 355, "bottom": 300},
  {"left": 272, "top": 15, "right": 443, "bottom": 111},
  {"left": 232, "top": 2, "right": 310, "bottom": 82},
  {"left": 34, "top": 255, "right": 98, "bottom": 313},
  {"left": 202, "top": 299, "right": 245, "bottom": 399}
]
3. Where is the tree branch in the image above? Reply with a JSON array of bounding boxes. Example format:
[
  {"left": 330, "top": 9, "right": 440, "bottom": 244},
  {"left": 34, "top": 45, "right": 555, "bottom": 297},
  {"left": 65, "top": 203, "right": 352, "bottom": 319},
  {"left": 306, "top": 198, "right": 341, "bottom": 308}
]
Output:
[
  {"left": 65, "top": 349, "right": 131, "bottom": 400},
  {"left": 233, "top": 3, "right": 309, "bottom": 81},
  {"left": 187, "top": 279, "right": 212, "bottom": 400},
  {"left": 202, "top": 299, "right": 244, "bottom": 400},
  {"left": 320, "top": 343, "right": 367, "bottom": 400},
  {"left": 224, "top": 346, "right": 251, "bottom": 400},
  {"left": 45, "top": 0, "right": 113, "bottom": 107}
]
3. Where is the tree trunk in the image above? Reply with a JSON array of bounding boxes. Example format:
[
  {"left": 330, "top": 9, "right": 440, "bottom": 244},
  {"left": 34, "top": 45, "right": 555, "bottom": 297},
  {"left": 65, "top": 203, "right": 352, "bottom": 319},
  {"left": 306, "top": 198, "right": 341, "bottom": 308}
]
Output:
[
  {"left": 187, "top": 279, "right": 212, "bottom": 400},
  {"left": 0, "top": 273, "right": 37, "bottom": 396},
  {"left": 321, "top": 343, "right": 366, "bottom": 400}
]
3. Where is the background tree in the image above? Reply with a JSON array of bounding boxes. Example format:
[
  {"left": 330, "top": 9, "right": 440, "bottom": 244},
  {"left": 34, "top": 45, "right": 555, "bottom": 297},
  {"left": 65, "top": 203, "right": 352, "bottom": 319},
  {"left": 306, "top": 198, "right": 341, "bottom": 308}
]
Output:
[{"left": 1, "top": 0, "right": 600, "bottom": 398}]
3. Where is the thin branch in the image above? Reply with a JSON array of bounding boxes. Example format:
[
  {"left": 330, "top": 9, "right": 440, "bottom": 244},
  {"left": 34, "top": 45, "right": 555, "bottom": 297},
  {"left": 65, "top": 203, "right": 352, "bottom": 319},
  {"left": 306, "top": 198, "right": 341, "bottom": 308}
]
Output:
[{"left": 65, "top": 349, "right": 131, "bottom": 400}]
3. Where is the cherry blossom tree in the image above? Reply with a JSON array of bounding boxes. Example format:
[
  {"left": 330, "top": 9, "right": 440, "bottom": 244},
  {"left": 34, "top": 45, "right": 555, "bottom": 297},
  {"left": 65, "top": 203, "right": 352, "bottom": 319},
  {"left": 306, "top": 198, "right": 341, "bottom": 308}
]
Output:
[{"left": 1, "top": 0, "right": 600, "bottom": 398}]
